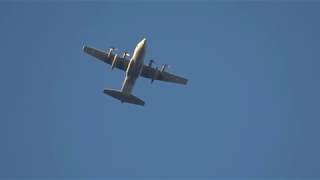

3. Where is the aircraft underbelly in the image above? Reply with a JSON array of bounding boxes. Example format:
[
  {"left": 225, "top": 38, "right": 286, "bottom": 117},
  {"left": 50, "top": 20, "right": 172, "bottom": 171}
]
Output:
[
  {"left": 121, "top": 39, "right": 145, "bottom": 96},
  {"left": 121, "top": 76, "right": 136, "bottom": 95}
]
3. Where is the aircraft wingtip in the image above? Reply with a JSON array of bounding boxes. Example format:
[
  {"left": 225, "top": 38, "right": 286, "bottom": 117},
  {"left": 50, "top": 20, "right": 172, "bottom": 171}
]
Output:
[{"left": 82, "top": 44, "right": 87, "bottom": 51}]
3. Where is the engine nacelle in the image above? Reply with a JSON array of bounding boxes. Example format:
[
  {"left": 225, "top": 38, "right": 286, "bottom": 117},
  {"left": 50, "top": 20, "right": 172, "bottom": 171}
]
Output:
[
  {"left": 160, "top": 64, "right": 169, "bottom": 72},
  {"left": 111, "top": 54, "right": 118, "bottom": 70},
  {"left": 122, "top": 51, "right": 130, "bottom": 59},
  {"left": 107, "top": 50, "right": 113, "bottom": 58},
  {"left": 151, "top": 67, "right": 159, "bottom": 83},
  {"left": 107, "top": 47, "right": 117, "bottom": 58},
  {"left": 148, "top": 60, "right": 155, "bottom": 67}
]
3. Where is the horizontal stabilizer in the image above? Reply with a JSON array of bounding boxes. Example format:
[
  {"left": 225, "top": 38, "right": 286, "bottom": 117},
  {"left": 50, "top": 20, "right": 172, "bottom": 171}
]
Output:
[{"left": 103, "top": 89, "right": 145, "bottom": 106}]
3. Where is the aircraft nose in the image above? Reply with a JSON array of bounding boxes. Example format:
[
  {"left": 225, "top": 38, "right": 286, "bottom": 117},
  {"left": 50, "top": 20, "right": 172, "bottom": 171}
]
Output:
[{"left": 141, "top": 38, "right": 147, "bottom": 46}]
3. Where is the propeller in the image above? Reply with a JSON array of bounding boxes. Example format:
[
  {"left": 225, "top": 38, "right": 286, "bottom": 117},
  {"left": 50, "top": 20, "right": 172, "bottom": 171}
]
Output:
[
  {"left": 160, "top": 64, "right": 170, "bottom": 72},
  {"left": 108, "top": 47, "right": 118, "bottom": 52},
  {"left": 107, "top": 47, "right": 118, "bottom": 58},
  {"left": 151, "top": 66, "right": 159, "bottom": 83},
  {"left": 122, "top": 51, "right": 130, "bottom": 58},
  {"left": 148, "top": 59, "right": 155, "bottom": 67}
]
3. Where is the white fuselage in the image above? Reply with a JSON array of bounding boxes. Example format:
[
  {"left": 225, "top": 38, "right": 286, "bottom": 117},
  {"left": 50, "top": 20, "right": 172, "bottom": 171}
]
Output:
[{"left": 121, "top": 38, "right": 147, "bottom": 95}]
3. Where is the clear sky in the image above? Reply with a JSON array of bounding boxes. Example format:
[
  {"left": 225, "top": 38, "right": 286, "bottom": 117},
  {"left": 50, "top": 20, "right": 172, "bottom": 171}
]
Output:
[{"left": 0, "top": 1, "right": 320, "bottom": 179}]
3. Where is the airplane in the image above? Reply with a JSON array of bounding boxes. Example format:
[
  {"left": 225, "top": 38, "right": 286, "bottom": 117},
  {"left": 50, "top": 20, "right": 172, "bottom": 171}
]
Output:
[{"left": 82, "top": 38, "right": 188, "bottom": 106}]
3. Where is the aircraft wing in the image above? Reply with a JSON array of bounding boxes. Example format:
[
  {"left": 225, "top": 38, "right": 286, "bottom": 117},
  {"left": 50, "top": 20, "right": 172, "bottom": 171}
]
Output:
[
  {"left": 83, "top": 45, "right": 129, "bottom": 71},
  {"left": 141, "top": 65, "right": 188, "bottom": 85}
]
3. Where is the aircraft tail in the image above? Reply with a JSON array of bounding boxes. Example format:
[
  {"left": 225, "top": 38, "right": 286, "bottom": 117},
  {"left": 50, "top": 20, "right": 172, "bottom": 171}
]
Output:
[{"left": 103, "top": 89, "right": 145, "bottom": 106}]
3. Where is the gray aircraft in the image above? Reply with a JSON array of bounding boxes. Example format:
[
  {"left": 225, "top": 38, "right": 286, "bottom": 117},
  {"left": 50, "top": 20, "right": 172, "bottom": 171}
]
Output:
[{"left": 83, "top": 38, "right": 188, "bottom": 106}]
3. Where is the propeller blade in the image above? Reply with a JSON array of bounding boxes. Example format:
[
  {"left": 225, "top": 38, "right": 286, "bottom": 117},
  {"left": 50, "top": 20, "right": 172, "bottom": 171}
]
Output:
[
  {"left": 122, "top": 51, "right": 130, "bottom": 57},
  {"left": 110, "top": 47, "right": 118, "bottom": 51}
]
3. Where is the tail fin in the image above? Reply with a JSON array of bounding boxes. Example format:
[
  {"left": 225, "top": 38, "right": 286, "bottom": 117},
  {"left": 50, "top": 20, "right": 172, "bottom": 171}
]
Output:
[{"left": 103, "top": 89, "right": 145, "bottom": 106}]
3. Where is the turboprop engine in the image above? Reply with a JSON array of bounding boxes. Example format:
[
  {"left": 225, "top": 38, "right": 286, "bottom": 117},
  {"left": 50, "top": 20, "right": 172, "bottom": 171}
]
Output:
[
  {"left": 111, "top": 54, "right": 118, "bottom": 70},
  {"left": 151, "top": 67, "right": 159, "bottom": 83},
  {"left": 160, "top": 64, "right": 169, "bottom": 72},
  {"left": 122, "top": 51, "right": 130, "bottom": 59},
  {"left": 148, "top": 59, "right": 155, "bottom": 67},
  {"left": 107, "top": 47, "right": 117, "bottom": 58}
]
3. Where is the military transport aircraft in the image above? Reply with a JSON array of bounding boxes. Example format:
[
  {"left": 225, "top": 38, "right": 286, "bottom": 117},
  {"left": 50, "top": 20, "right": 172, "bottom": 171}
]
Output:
[{"left": 82, "top": 38, "right": 188, "bottom": 106}]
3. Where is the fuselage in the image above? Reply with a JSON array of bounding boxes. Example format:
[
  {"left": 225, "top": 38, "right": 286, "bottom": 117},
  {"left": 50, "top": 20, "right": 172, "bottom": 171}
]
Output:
[{"left": 121, "top": 38, "right": 147, "bottom": 95}]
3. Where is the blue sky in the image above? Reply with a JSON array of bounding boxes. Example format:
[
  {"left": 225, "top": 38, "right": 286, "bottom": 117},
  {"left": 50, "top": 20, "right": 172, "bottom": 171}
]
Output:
[{"left": 0, "top": 1, "right": 320, "bottom": 179}]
